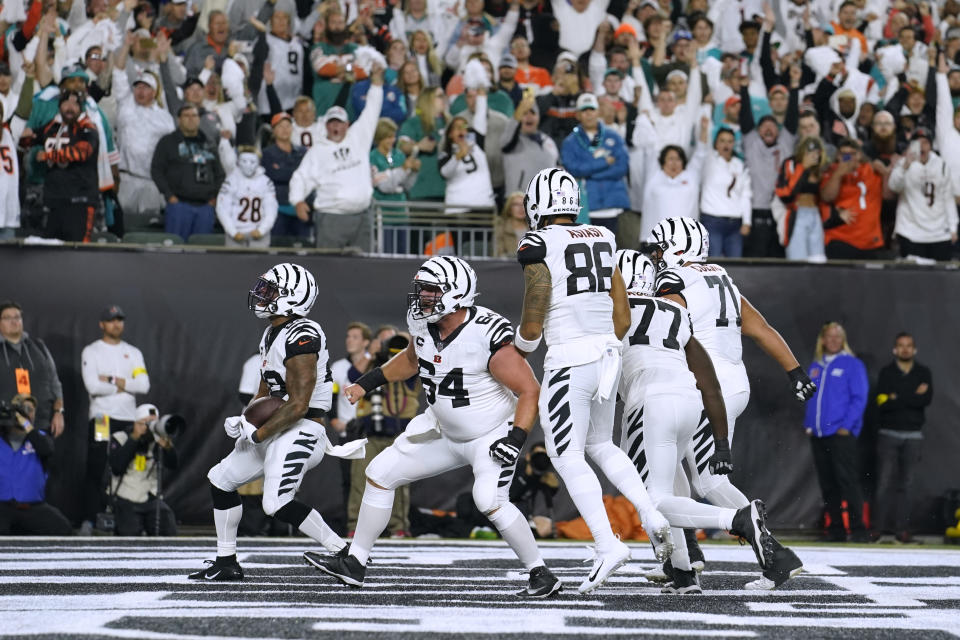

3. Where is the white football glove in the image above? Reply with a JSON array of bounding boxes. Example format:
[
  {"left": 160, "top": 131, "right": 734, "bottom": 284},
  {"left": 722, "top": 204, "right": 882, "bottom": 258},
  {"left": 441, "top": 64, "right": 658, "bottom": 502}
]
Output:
[{"left": 224, "top": 415, "right": 258, "bottom": 443}]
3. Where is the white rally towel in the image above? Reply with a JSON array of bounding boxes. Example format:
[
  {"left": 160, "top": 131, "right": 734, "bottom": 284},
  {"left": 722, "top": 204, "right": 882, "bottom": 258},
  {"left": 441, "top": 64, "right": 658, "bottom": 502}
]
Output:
[
  {"left": 324, "top": 437, "right": 368, "bottom": 460},
  {"left": 595, "top": 344, "right": 622, "bottom": 402}
]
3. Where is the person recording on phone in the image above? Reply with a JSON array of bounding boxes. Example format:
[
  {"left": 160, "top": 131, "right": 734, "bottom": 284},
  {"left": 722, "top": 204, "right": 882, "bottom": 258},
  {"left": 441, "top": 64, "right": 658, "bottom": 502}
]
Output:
[
  {"left": 887, "top": 128, "right": 959, "bottom": 261},
  {"left": 108, "top": 404, "right": 181, "bottom": 536},
  {"left": 819, "top": 138, "right": 887, "bottom": 260}
]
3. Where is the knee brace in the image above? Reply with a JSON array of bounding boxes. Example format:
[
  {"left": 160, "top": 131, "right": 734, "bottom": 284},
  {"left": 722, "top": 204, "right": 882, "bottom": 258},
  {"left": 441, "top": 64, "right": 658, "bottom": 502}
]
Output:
[
  {"left": 210, "top": 483, "right": 241, "bottom": 510},
  {"left": 273, "top": 499, "right": 311, "bottom": 527}
]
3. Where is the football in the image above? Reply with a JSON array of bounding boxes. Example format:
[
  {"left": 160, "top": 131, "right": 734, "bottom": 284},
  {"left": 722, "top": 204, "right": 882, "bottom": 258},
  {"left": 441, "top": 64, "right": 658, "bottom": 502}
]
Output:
[{"left": 242, "top": 396, "right": 285, "bottom": 427}]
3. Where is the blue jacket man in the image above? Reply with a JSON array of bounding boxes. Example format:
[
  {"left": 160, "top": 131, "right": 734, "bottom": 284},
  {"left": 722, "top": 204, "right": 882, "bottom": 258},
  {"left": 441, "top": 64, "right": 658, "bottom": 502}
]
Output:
[
  {"left": 560, "top": 93, "right": 630, "bottom": 230},
  {"left": 803, "top": 351, "right": 869, "bottom": 437}
]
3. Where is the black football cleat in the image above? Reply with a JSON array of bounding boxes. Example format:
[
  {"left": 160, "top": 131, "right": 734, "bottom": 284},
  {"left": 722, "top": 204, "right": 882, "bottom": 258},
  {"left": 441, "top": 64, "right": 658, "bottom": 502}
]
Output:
[
  {"left": 661, "top": 567, "right": 701, "bottom": 595},
  {"left": 684, "top": 528, "right": 705, "bottom": 572},
  {"left": 753, "top": 538, "right": 803, "bottom": 589},
  {"left": 731, "top": 499, "right": 775, "bottom": 571},
  {"left": 304, "top": 549, "right": 366, "bottom": 587},
  {"left": 188, "top": 558, "right": 244, "bottom": 581},
  {"left": 517, "top": 566, "right": 563, "bottom": 598}
]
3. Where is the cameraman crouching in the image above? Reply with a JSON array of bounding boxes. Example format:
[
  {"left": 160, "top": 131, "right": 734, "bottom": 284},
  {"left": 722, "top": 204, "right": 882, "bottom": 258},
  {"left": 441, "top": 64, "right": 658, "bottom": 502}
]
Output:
[
  {"left": 0, "top": 395, "right": 72, "bottom": 535},
  {"left": 108, "top": 404, "right": 178, "bottom": 536}
]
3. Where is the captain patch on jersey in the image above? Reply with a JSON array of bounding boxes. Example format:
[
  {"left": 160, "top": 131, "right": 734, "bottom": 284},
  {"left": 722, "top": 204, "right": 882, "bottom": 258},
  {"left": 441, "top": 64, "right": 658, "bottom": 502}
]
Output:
[{"left": 408, "top": 306, "right": 516, "bottom": 441}]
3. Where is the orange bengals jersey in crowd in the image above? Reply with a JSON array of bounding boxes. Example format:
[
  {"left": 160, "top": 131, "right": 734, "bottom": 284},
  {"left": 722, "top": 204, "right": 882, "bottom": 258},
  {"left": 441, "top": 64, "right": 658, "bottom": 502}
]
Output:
[{"left": 819, "top": 162, "right": 884, "bottom": 250}]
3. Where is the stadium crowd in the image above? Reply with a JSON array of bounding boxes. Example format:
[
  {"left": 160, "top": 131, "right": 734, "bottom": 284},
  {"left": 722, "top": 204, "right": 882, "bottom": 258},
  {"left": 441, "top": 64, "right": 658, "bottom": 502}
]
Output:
[{"left": 0, "top": 0, "right": 959, "bottom": 259}]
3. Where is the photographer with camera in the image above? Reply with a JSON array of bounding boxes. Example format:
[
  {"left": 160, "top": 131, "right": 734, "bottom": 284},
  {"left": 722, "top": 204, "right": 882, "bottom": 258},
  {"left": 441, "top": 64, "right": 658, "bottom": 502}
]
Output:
[
  {"left": 345, "top": 334, "right": 421, "bottom": 537},
  {"left": 0, "top": 394, "right": 72, "bottom": 535},
  {"left": 108, "top": 404, "right": 182, "bottom": 536}
]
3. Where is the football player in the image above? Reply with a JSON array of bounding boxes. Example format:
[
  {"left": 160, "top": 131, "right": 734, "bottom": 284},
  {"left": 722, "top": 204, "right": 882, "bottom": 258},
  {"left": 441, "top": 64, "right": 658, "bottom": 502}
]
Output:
[
  {"left": 305, "top": 256, "right": 563, "bottom": 599},
  {"left": 515, "top": 168, "right": 672, "bottom": 594},
  {"left": 188, "top": 263, "right": 365, "bottom": 581},
  {"left": 616, "top": 249, "right": 803, "bottom": 593},
  {"left": 648, "top": 217, "right": 812, "bottom": 589}
]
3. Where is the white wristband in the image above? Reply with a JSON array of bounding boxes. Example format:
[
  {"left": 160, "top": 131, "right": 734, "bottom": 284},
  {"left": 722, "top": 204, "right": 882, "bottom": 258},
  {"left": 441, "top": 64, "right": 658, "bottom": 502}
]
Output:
[{"left": 513, "top": 332, "right": 542, "bottom": 354}]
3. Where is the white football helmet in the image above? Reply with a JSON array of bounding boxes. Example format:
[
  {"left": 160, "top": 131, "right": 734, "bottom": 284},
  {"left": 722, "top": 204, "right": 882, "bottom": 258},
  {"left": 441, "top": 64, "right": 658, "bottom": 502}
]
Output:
[
  {"left": 248, "top": 263, "right": 318, "bottom": 319},
  {"left": 648, "top": 217, "right": 709, "bottom": 267},
  {"left": 523, "top": 167, "right": 580, "bottom": 230},
  {"left": 407, "top": 256, "right": 478, "bottom": 322},
  {"left": 616, "top": 249, "right": 656, "bottom": 296}
]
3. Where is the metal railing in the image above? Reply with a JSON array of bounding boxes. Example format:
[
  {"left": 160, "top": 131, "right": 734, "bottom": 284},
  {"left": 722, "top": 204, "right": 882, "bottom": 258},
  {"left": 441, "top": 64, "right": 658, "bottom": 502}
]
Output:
[{"left": 371, "top": 200, "right": 499, "bottom": 258}]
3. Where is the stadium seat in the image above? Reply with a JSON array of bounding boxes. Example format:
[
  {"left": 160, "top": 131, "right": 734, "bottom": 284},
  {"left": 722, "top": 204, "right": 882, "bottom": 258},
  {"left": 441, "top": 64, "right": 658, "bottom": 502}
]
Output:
[
  {"left": 122, "top": 232, "right": 184, "bottom": 246},
  {"left": 187, "top": 233, "right": 225, "bottom": 246}
]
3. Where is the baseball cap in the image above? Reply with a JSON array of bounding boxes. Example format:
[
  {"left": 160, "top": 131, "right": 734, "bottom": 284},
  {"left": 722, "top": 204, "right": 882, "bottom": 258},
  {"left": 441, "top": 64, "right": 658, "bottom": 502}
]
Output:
[
  {"left": 171, "top": 0, "right": 186, "bottom": 4},
  {"left": 604, "top": 67, "right": 624, "bottom": 79},
  {"left": 133, "top": 73, "right": 157, "bottom": 91},
  {"left": 135, "top": 403, "right": 159, "bottom": 423},
  {"left": 557, "top": 51, "right": 579, "bottom": 66},
  {"left": 576, "top": 93, "right": 599, "bottom": 111},
  {"left": 836, "top": 87, "right": 857, "bottom": 100},
  {"left": 948, "top": 27, "right": 960, "bottom": 40},
  {"left": 324, "top": 105, "right": 348, "bottom": 122},
  {"left": 271, "top": 112, "right": 292, "bottom": 127},
  {"left": 183, "top": 76, "right": 204, "bottom": 90},
  {"left": 101, "top": 305, "right": 126, "bottom": 321},
  {"left": 768, "top": 84, "right": 788, "bottom": 96},
  {"left": 724, "top": 95, "right": 741, "bottom": 110},
  {"left": 0, "top": 63, "right": 10, "bottom": 77},
  {"left": 60, "top": 64, "right": 90, "bottom": 84},
  {"left": 913, "top": 127, "right": 933, "bottom": 142},
  {"left": 665, "top": 69, "right": 687, "bottom": 83},
  {"left": 673, "top": 29, "right": 692, "bottom": 43},
  {"left": 499, "top": 53, "right": 518, "bottom": 69},
  {"left": 819, "top": 22, "right": 835, "bottom": 35},
  {"left": 639, "top": 0, "right": 658, "bottom": 9},
  {"left": 614, "top": 23, "right": 637, "bottom": 40}
]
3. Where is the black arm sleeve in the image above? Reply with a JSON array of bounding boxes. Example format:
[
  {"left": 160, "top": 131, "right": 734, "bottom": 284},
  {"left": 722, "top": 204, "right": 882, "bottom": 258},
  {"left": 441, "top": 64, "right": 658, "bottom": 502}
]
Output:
[
  {"left": 170, "top": 13, "right": 200, "bottom": 47},
  {"left": 109, "top": 436, "right": 139, "bottom": 476},
  {"left": 25, "top": 429, "right": 54, "bottom": 463},
  {"left": 739, "top": 83, "right": 755, "bottom": 135},
  {"left": 822, "top": 204, "right": 846, "bottom": 229},
  {"left": 784, "top": 86, "right": 800, "bottom": 135},
  {"left": 248, "top": 31, "right": 269, "bottom": 99},
  {"left": 759, "top": 29, "right": 778, "bottom": 90}
]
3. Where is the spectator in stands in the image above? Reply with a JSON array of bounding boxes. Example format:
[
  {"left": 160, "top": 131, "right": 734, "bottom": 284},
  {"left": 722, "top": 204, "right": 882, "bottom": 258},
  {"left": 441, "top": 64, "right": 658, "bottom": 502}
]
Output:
[
  {"left": 408, "top": 30, "right": 443, "bottom": 88},
  {"left": 798, "top": 109, "right": 836, "bottom": 159},
  {"left": 776, "top": 137, "right": 829, "bottom": 262},
  {"left": 872, "top": 332, "right": 933, "bottom": 543},
  {"left": 500, "top": 91, "right": 558, "bottom": 194},
  {"left": 700, "top": 127, "right": 752, "bottom": 257},
  {"left": 290, "top": 65, "right": 385, "bottom": 250},
  {"left": 371, "top": 118, "right": 420, "bottom": 253},
  {"left": 291, "top": 96, "right": 323, "bottom": 148},
  {"left": 497, "top": 53, "right": 522, "bottom": 107},
  {"left": 536, "top": 52, "right": 583, "bottom": 147},
  {"left": 112, "top": 43, "right": 175, "bottom": 217},
  {"left": 397, "top": 59, "right": 426, "bottom": 119},
  {"left": 217, "top": 148, "right": 278, "bottom": 247},
  {"left": 184, "top": 10, "right": 231, "bottom": 76},
  {"left": 819, "top": 137, "right": 886, "bottom": 259},
  {"left": 151, "top": 104, "right": 226, "bottom": 241},
  {"left": 0, "top": 396, "right": 72, "bottom": 536},
  {"left": 510, "top": 35, "right": 551, "bottom": 90},
  {"left": 79, "top": 305, "right": 150, "bottom": 534},
  {"left": 398, "top": 87, "right": 447, "bottom": 202},
  {"left": 935, "top": 53, "right": 960, "bottom": 211},
  {"left": 263, "top": 113, "right": 310, "bottom": 240},
  {"left": 0, "top": 302, "right": 64, "bottom": 437},
  {"left": 36, "top": 90, "right": 100, "bottom": 243},
  {"left": 155, "top": 0, "right": 200, "bottom": 54},
  {"left": 108, "top": 403, "right": 178, "bottom": 536},
  {"left": 444, "top": 0, "right": 518, "bottom": 73},
  {"left": 561, "top": 93, "right": 630, "bottom": 232},
  {"left": 550, "top": 0, "right": 610, "bottom": 57},
  {"left": 804, "top": 322, "right": 870, "bottom": 543},
  {"left": 494, "top": 191, "right": 528, "bottom": 257},
  {"left": 252, "top": 8, "right": 307, "bottom": 115},
  {"left": 310, "top": 5, "right": 359, "bottom": 116},
  {"left": 440, "top": 97, "right": 495, "bottom": 210},
  {"left": 330, "top": 322, "right": 372, "bottom": 438},
  {"left": 888, "top": 129, "right": 959, "bottom": 261}
]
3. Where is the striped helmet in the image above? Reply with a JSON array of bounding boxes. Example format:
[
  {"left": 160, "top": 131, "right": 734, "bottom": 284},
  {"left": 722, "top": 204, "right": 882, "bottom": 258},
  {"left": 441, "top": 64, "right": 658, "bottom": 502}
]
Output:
[
  {"left": 523, "top": 167, "right": 580, "bottom": 230},
  {"left": 648, "top": 217, "right": 709, "bottom": 267},
  {"left": 248, "top": 263, "right": 318, "bottom": 319},
  {"left": 616, "top": 249, "right": 656, "bottom": 296},
  {"left": 408, "top": 256, "right": 478, "bottom": 322}
]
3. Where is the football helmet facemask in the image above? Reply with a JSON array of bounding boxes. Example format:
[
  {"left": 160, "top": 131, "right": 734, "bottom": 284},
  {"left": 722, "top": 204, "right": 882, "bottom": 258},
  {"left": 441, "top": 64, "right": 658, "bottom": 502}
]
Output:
[
  {"left": 248, "top": 263, "right": 318, "bottom": 319},
  {"left": 616, "top": 249, "right": 657, "bottom": 296},
  {"left": 523, "top": 167, "right": 580, "bottom": 230},
  {"left": 407, "top": 256, "right": 478, "bottom": 322}
]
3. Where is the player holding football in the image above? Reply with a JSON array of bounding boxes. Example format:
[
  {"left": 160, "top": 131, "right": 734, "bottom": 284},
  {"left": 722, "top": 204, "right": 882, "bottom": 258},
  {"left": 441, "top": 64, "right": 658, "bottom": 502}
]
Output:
[
  {"left": 188, "top": 263, "right": 365, "bottom": 581},
  {"left": 514, "top": 168, "right": 672, "bottom": 594},
  {"left": 305, "top": 256, "right": 563, "bottom": 598},
  {"left": 616, "top": 249, "right": 803, "bottom": 593},
  {"left": 647, "top": 217, "right": 812, "bottom": 589}
]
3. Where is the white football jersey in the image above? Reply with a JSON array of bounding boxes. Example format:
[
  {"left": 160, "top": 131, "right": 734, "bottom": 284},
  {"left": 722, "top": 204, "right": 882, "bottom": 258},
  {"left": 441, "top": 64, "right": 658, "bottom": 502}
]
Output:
[
  {"left": 258, "top": 317, "right": 333, "bottom": 414},
  {"left": 619, "top": 294, "right": 696, "bottom": 403},
  {"left": 292, "top": 120, "right": 325, "bottom": 149},
  {"left": 655, "top": 262, "right": 749, "bottom": 393},
  {"left": 408, "top": 305, "right": 516, "bottom": 441},
  {"left": 517, "top": 223, "right": 619, "bottom": 368},
  {"left": 257, "top": 33, "right": 304, "bottom": 112}
]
